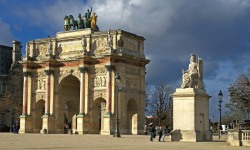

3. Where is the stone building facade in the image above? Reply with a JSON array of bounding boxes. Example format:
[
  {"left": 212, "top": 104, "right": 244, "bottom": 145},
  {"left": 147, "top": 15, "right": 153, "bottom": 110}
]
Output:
[
  {"left": 0, "top": 41, "right": 22, "bottom": 127},
  {"left": 20, "top": 29, "right": 149, "bottom": 134}
]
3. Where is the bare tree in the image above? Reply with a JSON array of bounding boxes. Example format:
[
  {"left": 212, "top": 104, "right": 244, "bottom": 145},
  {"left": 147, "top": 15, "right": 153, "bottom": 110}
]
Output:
[
  {"left": 144, "top": 82, "right": 150, "bottom": 113},
  {"left": 0, "top": 63, "right": 23, "bottom": 125},
  {"left": 227, "top": 69, "right": 250, "bottom": 120},
  {"left": 147, "top": 84, "right": 174, "bottom": 125}
]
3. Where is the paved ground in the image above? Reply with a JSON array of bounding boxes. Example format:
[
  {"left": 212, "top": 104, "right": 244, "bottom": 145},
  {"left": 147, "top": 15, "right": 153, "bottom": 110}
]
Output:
[{"left": 0, "top": 133, "right": 249, "bottom": 150}]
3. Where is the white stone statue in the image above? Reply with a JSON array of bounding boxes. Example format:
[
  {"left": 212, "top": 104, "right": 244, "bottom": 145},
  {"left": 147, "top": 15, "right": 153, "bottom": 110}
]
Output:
[
  {"left": 82, "top": 36, "right": 86, "bottom": 51},
  {"left": 107, "top": 30, "right": 113, "bottom": 48},
  {"left": 181, "top": 54, "right": 204, "bottom": 89},
  {"left": 26, "top": 42, "right": 30, "bottom": 56},
  {"left": 46, "top": 38, "right": 52, "bottom": 54}
]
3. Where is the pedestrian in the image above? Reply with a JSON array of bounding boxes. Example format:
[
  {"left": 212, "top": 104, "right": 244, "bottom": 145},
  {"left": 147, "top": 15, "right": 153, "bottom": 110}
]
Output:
[
  {"left": 144, "top": 124, "right": 148, "bottom": 135},
  {"left": 149, "top": 121, "right": 155, "bottom": 142},
  {"left": 157, "top": 124, "right": 163, "bottom": 142},
  {"left": 12, "top": 123, "right": 16, "bottom": 134},
  {"left": 161, "top": 125, "right": 168, "bottom": 142},
  {"left": 16, "top": 121, "right": 19, "bottom": 134}
]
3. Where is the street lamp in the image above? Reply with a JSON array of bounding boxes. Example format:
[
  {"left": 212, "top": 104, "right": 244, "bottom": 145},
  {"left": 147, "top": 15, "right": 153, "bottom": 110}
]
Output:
[
  {"left": 113, "top": 72, "right": 122, "bottom": 137},
  {"left": 218, "top": 90, "right": 223, "bottom": 138}
]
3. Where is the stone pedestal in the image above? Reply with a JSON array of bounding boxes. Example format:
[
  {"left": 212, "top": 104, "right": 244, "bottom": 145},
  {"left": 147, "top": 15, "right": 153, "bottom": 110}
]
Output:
[
  {"left": 76, "top": 114, "right": 84, "bottom": 134},
  {"left": 76, "top": 114, "right": 89, "bottom": 134},
  {"left": 171, "top": 88, "right": 212, "bottom": 142},
  {"left": 41, "top": 115, "right": 55, "bottom": 134},
  {"left": 19, "top": 115, "right": 33, "bottom": 133},
  {"left": 227, "top": 129, "right": 241, "bottom": 146},
  {"left": 101, "top": 113, "right": 112, "bottom": 135}
]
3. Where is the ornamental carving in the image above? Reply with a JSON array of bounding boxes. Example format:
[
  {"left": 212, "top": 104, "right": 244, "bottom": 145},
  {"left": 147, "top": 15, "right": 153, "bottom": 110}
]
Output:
[
  {"left": 126, "top": 67, "right": 140, "bottom": 75},
  {"left": 59, "top": 69, "right": 81, "bottom": 84},
  {"left": 35, "top": 94, "right": 45, "bottom": 101},
  {"left": 37, "top": 79, "right": 46, "bottom": 90},
  {"left": 36, "top": 44, "right": 48, "bottom": 55},
  {"left": 58, "top": 41, "right": 82, "bottom": 53},
  {"left": 126, "top": 76, "right": 139, "bottom": 89},
  {"left": 123, "top": 37, "right": 138, "bottom": 51},
  {"left": 38, "top": 71, "right": 46, "bottom": 78},
  {"left": 91, "top": 37, "right": 107, "bottom": 51},
  {"left": 93, "top": 92, "right": 107, "bottom": 100},
  {"left": 94, "top": 76, "right": 107, "bottom": 87},
  {"left": 95, "top": 67, "right": 107, "bottom": 74}
]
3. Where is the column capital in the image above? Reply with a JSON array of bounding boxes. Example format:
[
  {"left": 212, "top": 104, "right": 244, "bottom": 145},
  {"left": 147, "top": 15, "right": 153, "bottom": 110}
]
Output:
[
  {"left": 105, "top": 65, "right": 115, "bottom": 72},
  {"left": 44, "top": 70, "right": 54, "bottom": 75},
  {"left": 79, "top": 67, "right": 88, "bottom": 73},
  {"left": 23, "top": 72, "right": 31, "bottom": 77}
]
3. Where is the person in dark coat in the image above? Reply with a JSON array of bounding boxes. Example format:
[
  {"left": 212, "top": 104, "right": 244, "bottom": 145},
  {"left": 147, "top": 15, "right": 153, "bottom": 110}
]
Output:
[{"left": 149, "top": 121, "right": 155, "bottom": 142}]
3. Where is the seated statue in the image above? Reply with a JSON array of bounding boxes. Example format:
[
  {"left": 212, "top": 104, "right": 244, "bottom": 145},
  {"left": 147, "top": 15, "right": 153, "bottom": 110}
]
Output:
[{"left": 181, "top": 54, "right": 204, "bottom": 89}]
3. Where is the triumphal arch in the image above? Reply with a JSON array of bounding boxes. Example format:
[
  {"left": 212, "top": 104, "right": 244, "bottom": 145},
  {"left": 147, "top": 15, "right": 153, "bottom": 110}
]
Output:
[{"left": 19, "top": 27, "right": 149, "bottom": 134}]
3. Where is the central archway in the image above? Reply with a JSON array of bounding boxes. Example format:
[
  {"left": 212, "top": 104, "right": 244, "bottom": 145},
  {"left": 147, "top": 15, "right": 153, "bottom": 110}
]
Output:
[
  {"left": 58, "top": 75, "right": 80, "bottom": 133},
  {"left": 91, "top": 98, "right": 106, "bottom": 134},
  {"left": 127, "top": 99, "right": 138, "bottom": 134}
]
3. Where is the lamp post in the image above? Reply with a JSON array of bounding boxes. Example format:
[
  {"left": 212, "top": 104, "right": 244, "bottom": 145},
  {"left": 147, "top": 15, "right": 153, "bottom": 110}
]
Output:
[
  {"left": 218, "top": 90, "right": 223, "bottom": 139},
  {"left": 113, "top": 72, "right": 122, "bottom": 137}
]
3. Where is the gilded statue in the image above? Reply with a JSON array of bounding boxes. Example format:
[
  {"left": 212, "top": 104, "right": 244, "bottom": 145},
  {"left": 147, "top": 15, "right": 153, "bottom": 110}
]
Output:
[
  {"left": 181, "top": 54, "right": 204, "bottom": 89},
  {"left": 90, "top": 12, "right": 98, "bottom": 30}
]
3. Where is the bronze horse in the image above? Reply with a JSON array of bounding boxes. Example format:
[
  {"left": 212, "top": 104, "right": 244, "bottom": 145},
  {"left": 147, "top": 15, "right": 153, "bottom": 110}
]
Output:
[{"left": 64, "top": 15, "right": 78, "bottom": 31}]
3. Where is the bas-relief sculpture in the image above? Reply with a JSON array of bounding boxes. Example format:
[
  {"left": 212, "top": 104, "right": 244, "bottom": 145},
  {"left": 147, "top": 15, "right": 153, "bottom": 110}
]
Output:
[{"left": 181, "top": 54, "right": 204, "bottom": 89}]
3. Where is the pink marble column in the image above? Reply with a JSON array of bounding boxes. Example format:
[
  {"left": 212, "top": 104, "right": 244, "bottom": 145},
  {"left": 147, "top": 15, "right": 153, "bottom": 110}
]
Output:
[
  {"left": 105, "top": 65, "right": 113, "bottom": 113},
  {"left": 79, "top": 67, "right": 87, "bottom": 114},
  {"left": 22, "top": 72, "right": 29, "bottom": 115},
  {"left": 44, "top": 70, "right": 52, "bottom": 115}
]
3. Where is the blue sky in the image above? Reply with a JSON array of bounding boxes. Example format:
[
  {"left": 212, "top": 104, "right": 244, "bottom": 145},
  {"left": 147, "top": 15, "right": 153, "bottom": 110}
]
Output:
[{"left": 1, "top": 0, "right": 250, "bottom": 121}]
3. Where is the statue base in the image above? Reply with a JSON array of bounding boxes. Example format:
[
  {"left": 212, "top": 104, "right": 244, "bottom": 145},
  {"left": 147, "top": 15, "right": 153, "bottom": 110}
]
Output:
[{"left": 172, "top": 88, "right": 212, "bottom": 142}]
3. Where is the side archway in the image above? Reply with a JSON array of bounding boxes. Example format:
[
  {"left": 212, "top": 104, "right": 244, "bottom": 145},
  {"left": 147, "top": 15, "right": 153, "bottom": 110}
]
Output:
[
  {"left": 33, "top": 99, "right": 45, "bottom": 133},
  {"left": 127, "top": 99, "right": 138, "bottom": 134},
  {"left": 91, "top": 98, "right": 106, "bottom": 134}
]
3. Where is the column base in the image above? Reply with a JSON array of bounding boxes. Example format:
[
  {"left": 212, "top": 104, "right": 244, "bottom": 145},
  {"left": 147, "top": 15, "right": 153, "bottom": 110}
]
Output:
[
  {"left": 101, "top": 113, "right": 112, "bottom": 135},
  {"left": 41, "top": 115, "right": 55, "bottom": 134},
  {"left": 171, "top": 130, "right": 212, "bottom": 142},
  {"left": 19, "top": 115, "right": 33, "bottom": 133},
  {"left": 76, "top": 114, "right": 89, "bottom": 134}
]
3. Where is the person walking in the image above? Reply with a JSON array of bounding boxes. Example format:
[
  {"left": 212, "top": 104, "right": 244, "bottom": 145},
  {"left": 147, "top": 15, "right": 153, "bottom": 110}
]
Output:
[
  {"left": 16, "top": 121, "right": 19, "bottom": 134},
  {"left": 144, "top": 124, "right": 148, "bottom": 135},
  {"left": 157, "top": 124, "right": 163, "bottom": 142},
  {"left": 12, "top": 124, "right": 16, "bottom": 134},
  {"left": 161, "top": 125, "right": 168, "bottom": 142},
  {"left": 149, "top": 121, "right": 155, "bottom": 142}
]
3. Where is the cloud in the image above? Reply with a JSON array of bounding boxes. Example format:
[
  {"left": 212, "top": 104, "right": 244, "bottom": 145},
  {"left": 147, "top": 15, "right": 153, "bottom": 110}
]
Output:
[
  {"left": 0, "top": 18, "right": 15, "bottom": 46},
  {"left": 1, "top": 0, "right": 250, "bottom": 118}
]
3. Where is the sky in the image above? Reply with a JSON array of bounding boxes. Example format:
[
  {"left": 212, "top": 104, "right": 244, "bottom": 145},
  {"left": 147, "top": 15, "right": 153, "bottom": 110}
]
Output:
[{"left": 1, "top": 0, "right": 250, "bottom": 122}]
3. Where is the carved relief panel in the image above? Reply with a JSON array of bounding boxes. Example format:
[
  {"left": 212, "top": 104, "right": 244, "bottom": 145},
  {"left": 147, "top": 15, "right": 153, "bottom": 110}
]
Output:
[
  {"left": 126, "top": 76, "right": 139, "bottom": 89},
  {"left": 90, "top": 67, "right": 108, "bottom": 89},
  {"left": 91, "top": 37, "right": 109, "bottom": 52},
  {"left": 126, "top": 66, "right": 140, "bottom": 89},
  {"left": 36, "top": 71, "right": 46, "bottom": 91},
  {"left": 123, "top": 37, "right": 138, "bottom": 51},
  {"left": 58, "top": 41, "right": 82, "bottom": 53}
]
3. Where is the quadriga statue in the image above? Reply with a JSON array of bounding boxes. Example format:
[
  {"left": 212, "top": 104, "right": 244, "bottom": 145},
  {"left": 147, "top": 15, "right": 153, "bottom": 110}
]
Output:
[{"left": 181, "top": 54, "right": 204, "bottom": 89}]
